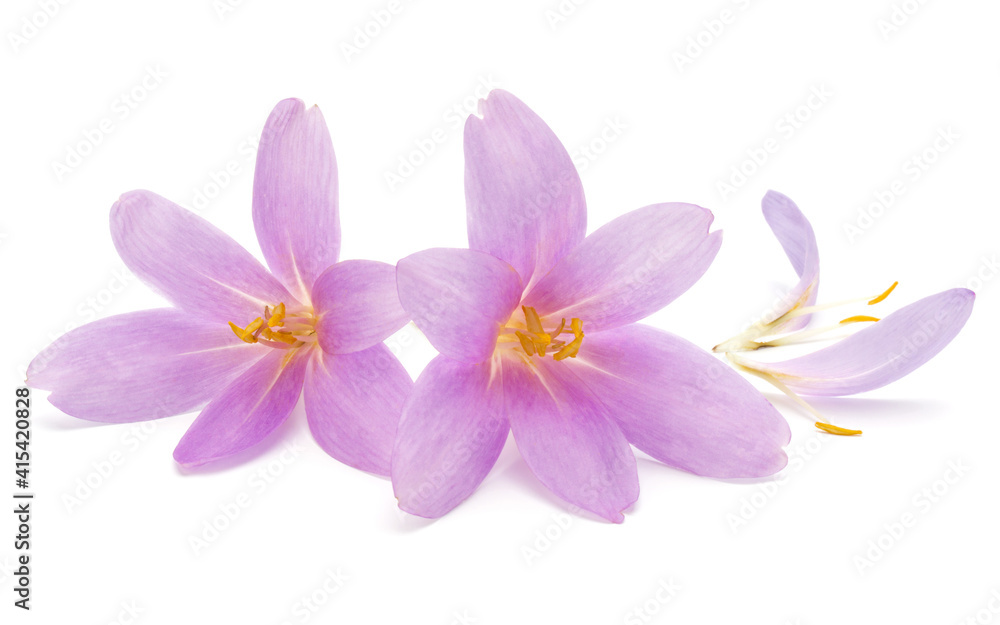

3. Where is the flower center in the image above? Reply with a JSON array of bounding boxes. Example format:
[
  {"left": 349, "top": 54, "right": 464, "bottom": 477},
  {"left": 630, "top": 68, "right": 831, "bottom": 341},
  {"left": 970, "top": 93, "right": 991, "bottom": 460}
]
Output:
[
  {"left": 228, "top": 302, "right": 317, "bottom": 349},
  {"left": 498, "top": 305, "right": 584, "bottom": 361}
]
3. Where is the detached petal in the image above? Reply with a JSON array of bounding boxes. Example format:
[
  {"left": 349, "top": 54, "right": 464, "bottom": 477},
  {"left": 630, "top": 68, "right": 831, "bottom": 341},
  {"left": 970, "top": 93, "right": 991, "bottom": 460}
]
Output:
[
  {"left": 111, "top": 190, "right": 299, "bottom": 324},
  {"left": 253, "top": 98, "right": 340, "bottom": 301},
  {"left": 571, "top": 324, "right": 790, "bottom": 478},
  {"left": 761, "top": 190, "right": 820, "bottom": 331},
  {"left": 27, "top": 309, "right": 262, "bottom": 423},
  {"left": 173, "top": 348, "right": 307, "bottom": 468},
  {"left": 396, "top": 248, "right": 522, "bottom": 364},
  {"left": 464, "top": 90, "right": 586, "bottom": 291},
  {"left": 304, "top": 344, "right": 411, "bottom": 476},
  {"left": 504, "top": 356, "right": 639, "bottom": 523},
  {"left": 742, "top": 288, "right": 975, "bottom": 396},
  {"left": 523, "top": 203, "right": 722, "bottom": 333},
  {"left": 313, "top": 260, "right": 408, "bottom": 355},
  {"left": 392, "top": 356, "right": 508, "bottom": 518}
]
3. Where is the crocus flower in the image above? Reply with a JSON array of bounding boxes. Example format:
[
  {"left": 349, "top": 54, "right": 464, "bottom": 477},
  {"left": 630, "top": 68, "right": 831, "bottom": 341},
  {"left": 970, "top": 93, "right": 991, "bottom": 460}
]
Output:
[
  {"left": 714, "top": 191, "right": 974, "bottom": 434},
  {"left": 390, "top": 90, "right": 791, "bottom": 523},
  {"left": 27, "top": 98, "right": 411, "bottom": 471}
]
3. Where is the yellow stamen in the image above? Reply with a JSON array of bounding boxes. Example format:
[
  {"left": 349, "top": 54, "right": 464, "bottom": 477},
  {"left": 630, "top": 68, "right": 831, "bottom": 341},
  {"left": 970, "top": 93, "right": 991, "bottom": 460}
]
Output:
[
  {"left": 868, "top": 281, "right": 898, "bottom": 305},
  {"left": 522, "top": 306, "right": 544, "bottom": 334},
  {"left": 228, "top": 321, "right": 258, "bottom": 344},
  {"left": 815, "top": 422, "right": 863, "bottom": 436},
  {"left": 261, "top": 327, "right": 299, "bottom": 345},
  {"left": 839, "top": 315, "right": 880, "bottom": 324},
  {"left": 267, "top": 302, "right": 286, "bottom": 327},
  {"left": 515, "top": 331, "right": 536, "bottom": 356}
]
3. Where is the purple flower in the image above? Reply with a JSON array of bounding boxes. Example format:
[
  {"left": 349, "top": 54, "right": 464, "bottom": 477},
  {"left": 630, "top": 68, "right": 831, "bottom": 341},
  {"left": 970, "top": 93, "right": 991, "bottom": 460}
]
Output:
[
  {"left": 715, "top": 191, "right": 974, "bottom": 433},
  {"left": 390, "top": 90, "right": 791, "bottom": 523},
  {"left": 27, "top": 98, "right": 411, "bottom": 471}
]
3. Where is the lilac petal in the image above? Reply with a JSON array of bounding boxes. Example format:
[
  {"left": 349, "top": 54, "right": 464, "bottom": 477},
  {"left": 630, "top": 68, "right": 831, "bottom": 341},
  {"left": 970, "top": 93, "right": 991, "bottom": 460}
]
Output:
[
  {"left": 523, "top": 203, "right": 722, "bottom": 333},
  {"left": 253, "top": 98, "right": 340, "bottom": 301},
  {"left": 173, "top": 348, "right": 307, "bottom": 467},
  {"left": 464, "top": 90, "right": 586, "bottom": 291},
  {"left": 396, "top": 248, "right": 522, "bottom": 364},
  {"left": 503, "top": 355, "right": 639, "bottom": 523},
  {"left": 571, "top": 324, "right": 790, "bottom": 478},
  {"left": 27, "top": 309, "right": 262, "bottom": 423},
  {"left": 392, "top": 355, "right": 508, "bottom": 518},
  {"left": 304, "top": 344, "right": 411, "bottom": 476},
  {"left": 742, "top": 288, "right": 975, "bottom": 396},
  {"left": 761, "top": 190, "right": 820, "bottom": 331},
  {"left": 111, "top": 190, "right": 299, "bottom": 324},
  {"left": 312, "top": 260, "right": 409, "bottom": 355}
]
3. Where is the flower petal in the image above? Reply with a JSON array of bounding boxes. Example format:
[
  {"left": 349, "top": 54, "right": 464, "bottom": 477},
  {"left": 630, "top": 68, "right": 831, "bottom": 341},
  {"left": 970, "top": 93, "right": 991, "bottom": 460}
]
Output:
[
  {"left": 303, "top": 343, "right": 411, "bottom": 476},
  {"left": 173, "top": 348, "right": 307, "bottom": 468},
  {"left": 392, "top": 355, "right": 508, "bottom": 518},
  {"left": 464, "top": 90, "right": 586, "bottom": 291},
  {"left": 27, "top": 309, "right": 262, "bottom": 423},
  {"left": 503, "top": 355, "right": 639, "bottom": 523},
  {"left": 761, "top": 190, "right": 820, "bottom": 331},
  {"left": 571, "top": 324, "right": 790, "bottom": 478},
  {"left": 523, "top": 203, "right": 722, "bottom": 333},
  {"left": 111, "top": 190, "right": 299, "bottom": 324},
  {"left": 396, "top": 248, "right": 522, "bottom": 364},
  {"left": 253, "top": 98, "right": 340, "bottom": 301},
  {"left": 313, "top": 260, "right": 409, "bottom": 355},
  {"left": 740, "top": 288, "right": 975, "bottom": 396}
]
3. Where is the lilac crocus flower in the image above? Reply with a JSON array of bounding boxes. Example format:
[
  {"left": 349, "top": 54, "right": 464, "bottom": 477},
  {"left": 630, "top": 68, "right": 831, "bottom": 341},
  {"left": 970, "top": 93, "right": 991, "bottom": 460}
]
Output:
[
  {"left": 715, "top": 191, "right": 974, "bottom": 433},
  {"left": 390, "top": 90, "right": 790, "bottom": 523},
  {"left": 27, "top": 98, "right": 411, "bottom": 471}
]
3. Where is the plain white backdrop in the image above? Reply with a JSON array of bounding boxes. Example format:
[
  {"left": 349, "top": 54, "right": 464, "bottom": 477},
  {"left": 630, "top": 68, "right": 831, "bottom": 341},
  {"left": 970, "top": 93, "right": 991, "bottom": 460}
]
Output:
[{"left": 3, "top": 0, "right": 998, "bottom": 623}]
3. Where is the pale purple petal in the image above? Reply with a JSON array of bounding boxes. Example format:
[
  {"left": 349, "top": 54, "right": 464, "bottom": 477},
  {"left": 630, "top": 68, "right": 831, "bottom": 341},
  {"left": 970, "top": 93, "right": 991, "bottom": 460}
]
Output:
[
  {"left": 396, "top": 248, "right": 522, "bottom": 364},
  {"left": 303, "top": 344, "right": 411, "bottom": 476},
  {"left": 27, "top": 309, "right": 262, "bottom": 423},
  {"left": 392, "top": 355, "right": 508, "bottom": 518},
  {"left": 253, "top": 98, "right": 340, "bottom": 301},
  {"left": 313, "top": 260, "right": 409, "bottom": 355},
  {"left": 760, "top": 190, "right": 820, "bottom": 331},
  {"left": 571, "top": 324, "right": 790, "bottom": 478},
  {"left": 742, "top": 288, "right": 975, "bottom": 396},
  {"left": 503, "top": 355, "right": 638, "bottom": 523},
  {"left": 464, "top": 90, "right": 586, "bottom": 292},
  {"left": 173, "top": 348, "right": 307, "bottom": 467},
  {"left": 523, "top": 203, "right": 722, "bottom": 333},
  {"left": 111, "top": 190, "right": 299, "bottom": 324}
]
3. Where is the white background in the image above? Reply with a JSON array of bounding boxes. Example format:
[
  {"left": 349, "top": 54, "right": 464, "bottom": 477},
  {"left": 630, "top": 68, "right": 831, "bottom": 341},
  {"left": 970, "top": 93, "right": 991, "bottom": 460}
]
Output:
[{"left": 2, "top": 0, "right": 998, "bottom": 623}]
